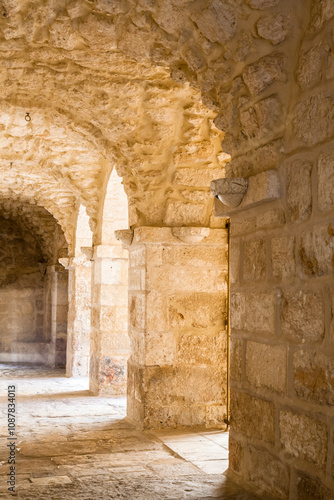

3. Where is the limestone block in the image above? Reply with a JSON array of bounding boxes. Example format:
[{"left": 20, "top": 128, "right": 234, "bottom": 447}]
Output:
[
  {"left": 242, "top": 236, "right": 266, "bottom": 282},
  {"left": 318, "top": 149, "right": 334, "bottom": 213},
  {"left": 242, "top": 54, "right": 287, "bottom": 95},
  {"left": 229, "top": 437, "right": 243, "bottom": 473},
  {"left": 280, "top": 289, "right": 324, "bottom": 341},
  {"left": 287, "top": 159, "right": 312, "bottom": 223},
  {"left": 244, "top": 0, "right": 279, "bottom": 9},
  {"left": 230, "top": 291, "right": 275, "bottom": 334},
  {"left": 271, "top": 235, "right": 295, "bottom": 280},
  {"left": 190, "top": 0, "right": 236, "bottom": 44},
  {"left": 147, "top": 266, "right": 226, "bottom": 294},
  {"left": 299, "top": 225, "right": 334, "bottom": 277},
  {"left": 129, "top": 246, "right": 146, "bottom": 268},
  {"left": 99, "top": 305, "right": 116, "bottom": 331},
  {"left": 173, "top": 167, "right": 225, "bottom": 188},
  {"left": 146, "top": 291, "right": 167, "bottom": 332},
  {"left": 246, "top": 341, "right": 287, "bottom": 393},
  {"left": 279, "top": 410, "right": 327, "bottom": 469},
  {"left": 240, "top": 97, "right": 281, "bottom": 140},
  {"left": 145, "top": 331, "right": 175, "bottom": 366},
  {"left": 144, "top": 366, "right": 225, "bottom": 408},
  {"left": 163, "top": 201, "right": 207, "bottom": 226},
  {"left": 99, "top": 283, "right": 128, "bottom": 307},
  {"left": 128, "top": 267, "right": 145, "bottom": 291},
  {"left": 176, "top": 331, "right": 226, "bottom": 366},
  {"left": 293, "top": 350, "right": 334, "bottom": 405},
  {"left": 256, "top": 208, "right": 286, "bottom": 230},
  {"left": 244, "top": 446, "right": 290, "bottom": 499},
  {"left": 297, "top": 472, "right": 334, "bottom": 500},
  {"left": 163, "top": 246, "right": 227, "bottom": 267},
  {"left": 168, "top": 293, "right": 226, "bottom": 331},
  {"left": 294, "top": 91, "right": 334, "bottom": 145},
  {"left": 129, "top": 292, "right": 146, "bottom": 331},
  {"left": 230, "top": 338, "right": 243, "bottom": 381},
  {"left": 230, "top": 391, "right": 275, "bottom": 443},
  {"left": 297, "top": 42, "right": 323, "bottom": 89},
  {"left": 230, "top": 238, "right": 240, "bottom": 284},
  {"left": 256, "top": 15, "right": 289, "bottom": 44}
]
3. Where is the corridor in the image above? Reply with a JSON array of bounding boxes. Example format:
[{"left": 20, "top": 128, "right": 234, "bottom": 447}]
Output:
[{"left": 0, "top": 365, "right": 257, "bottom": 499}]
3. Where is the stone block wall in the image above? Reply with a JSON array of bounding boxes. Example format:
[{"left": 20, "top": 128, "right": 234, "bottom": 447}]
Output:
[
  {"left": 0, "top": 218, "right": 47, "bottom": 364},
  {"left": 127, "top": 226, "right": 228, "bottom": 429},
  {"left": 219, "top": 157, "right": 334, "bottom": 497}
]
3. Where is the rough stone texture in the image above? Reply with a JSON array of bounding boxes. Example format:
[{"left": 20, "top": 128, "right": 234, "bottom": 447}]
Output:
[
  {"left": 0, "top": 0, "right": 333, "bottom": 497},
  {"left": 299, "top": 225, "right": 334, "bottom": 277},
  {"left": 230, "top": 391, "right": 275, "bottom": 444},
  {"left": 279, "top": 410, "right": 328, "bottom": 470},
  {"left": 271, "top": 234, "right": 295, "bottom": 280},
  {"left": 280, "top": 289, "right": 325, "bottom": 342},
  {"left": 230, "top": 291, "right": 275, "bottom": 334},
  {"left": 318, "top": 150, "right": 334, "bottom": 213},
  {"left": 244, "top": 446, "right": 290, "bottom": 499},
  {"left": 293, "top": 350, "right": 334, "bottom": 405},
  {"left": 286, "top": 160, "right": 313, "bottom": 223},
  {"left": 127, "top": 227, "right": 228, "bottom": 429},
  {"left": 242, "top": 237, "right": 266, "bottom": 282},
  {"left": 246, "top": 341, "right": 287, "bottom": 393}
]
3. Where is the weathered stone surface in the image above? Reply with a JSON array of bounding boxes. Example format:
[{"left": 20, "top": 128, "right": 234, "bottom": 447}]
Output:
[
  {"left": 240, "top": 97, "right": 282, "bottom": 140},
  {"left": 242, "top": 236, "right": 266, "bottom": 281},
  {"left": 279, "top": 410, "right": 328, "bottom": 469},
  {"left": 231, "top": 391, "right": 275, "bottom": 443},
  {"left": 256, "top": 15, "right": 289, "bottom": 44},
  {"left": 294, "top": 91, "right": 334, "bottom": 145},
  {"left": 246, "top": 341, "right": 287, "bottom": 392},
  {"left": 299, "top": 225, "right": 334, "bottom": 277},
  {"left": 293, "top": 350, "right": 334, "bottom": 405},
  {"left": 230, "top": 338, "right": 243, "bottom": 381},
  {"left": 297, "top": 472, "right": 334, "bottom": 500},
  {"left": 231, "top": 291, "right": 275, "bottom": 334},
  {"left": 297, "top": 42, "right": 323, "bottom": 89},
  {"left": 243, "top": 54, "right": 286, "bottom": 94},
  {"left": 271, "top": 235, "right": 295, "bottom": 280},
  {"left": 244, "top": 446, "right": 290, "bottom": 499},
  {"left": 280, "top": 289, "right": 324, "bottom": 341},
  {"left": 318, "top": 150, "right": 334, "bottom": 213},
  {"left": 287, "top": 160, "right": 312, "bottom": 223}
]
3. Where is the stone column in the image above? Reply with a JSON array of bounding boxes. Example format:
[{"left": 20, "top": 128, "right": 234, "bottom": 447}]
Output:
[
  {"left": 90, "top": 243, "right": 129, "bottom": 395},
  {"left": 66, "top": 253, "right": 92, "bottom": 377},
  {"left": 45, "top": 264, "right": 68, "bottom": 368},
  {"left": 127, "top": 226, "right": 228, "bottom": 430}
]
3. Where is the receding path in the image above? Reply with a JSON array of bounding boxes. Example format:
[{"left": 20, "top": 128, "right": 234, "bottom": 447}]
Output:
[{"left": 0, "top": 365, "right": 258, "bottom": 499}]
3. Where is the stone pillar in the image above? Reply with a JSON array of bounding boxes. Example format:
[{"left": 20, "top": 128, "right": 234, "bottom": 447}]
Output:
[
  {"left": 127, "top": 226, "right": 228, "bottom": 430},
  {"left": 66, "top": 254, "right": 92, "bottom": 377},
  {"left": 90, "top": 243, "right": 129, "bottom": 395},
  {"left": 45, "top": 264, "right": 68, "bottom": 368}
]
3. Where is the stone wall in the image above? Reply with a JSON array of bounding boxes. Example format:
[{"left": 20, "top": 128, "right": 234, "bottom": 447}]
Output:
[
  {"left": 127, "top": 226, "right": 228, "bottom": 429},
  {"left": 0, "top": 217, "right": 46, "bottom": 364},
  {"left": 215, "top": 156, "right": 334, "bottom": 496}
]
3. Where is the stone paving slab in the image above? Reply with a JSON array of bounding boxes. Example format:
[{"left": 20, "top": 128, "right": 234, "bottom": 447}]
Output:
[{"left": 0, "top": 365, "right": 261, "bottom": 499}]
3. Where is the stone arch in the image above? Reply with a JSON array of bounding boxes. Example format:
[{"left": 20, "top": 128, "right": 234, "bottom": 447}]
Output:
[{"left": 0, "top": 199, "right": 69, "bottom": 367}]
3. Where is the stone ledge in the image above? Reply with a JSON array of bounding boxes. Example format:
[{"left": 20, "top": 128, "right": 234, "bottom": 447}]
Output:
[
  {"left": 132, "top": 227, "right": 228, "bottom": 246},
  {"left": 212, "top": 170, "right": 280, "bottom": 217}
]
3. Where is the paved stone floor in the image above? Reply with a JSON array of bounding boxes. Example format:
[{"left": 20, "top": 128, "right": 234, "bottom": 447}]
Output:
[{"left": 0, "top": 365, "right": 260, "bottom": 499}]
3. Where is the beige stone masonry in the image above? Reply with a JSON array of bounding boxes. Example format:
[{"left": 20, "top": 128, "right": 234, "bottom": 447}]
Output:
[{"left": 127, "top": 226, "right": 228, "bottom": 430}]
